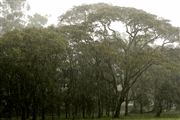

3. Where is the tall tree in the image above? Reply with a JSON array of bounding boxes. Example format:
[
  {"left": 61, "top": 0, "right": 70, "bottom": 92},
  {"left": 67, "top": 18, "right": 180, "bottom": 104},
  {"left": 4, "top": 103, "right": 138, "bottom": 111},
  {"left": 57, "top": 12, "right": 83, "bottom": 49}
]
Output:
[{"left": 58, "top": 3, "right": 179, "bottom": 118}]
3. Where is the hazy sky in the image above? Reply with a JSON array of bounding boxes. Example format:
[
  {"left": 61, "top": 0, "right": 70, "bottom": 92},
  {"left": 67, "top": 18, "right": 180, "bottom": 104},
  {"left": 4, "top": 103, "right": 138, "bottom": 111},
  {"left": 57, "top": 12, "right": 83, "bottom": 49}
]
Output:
[{"left": 28, "top": 0, "right": 180, "bottom": 27}]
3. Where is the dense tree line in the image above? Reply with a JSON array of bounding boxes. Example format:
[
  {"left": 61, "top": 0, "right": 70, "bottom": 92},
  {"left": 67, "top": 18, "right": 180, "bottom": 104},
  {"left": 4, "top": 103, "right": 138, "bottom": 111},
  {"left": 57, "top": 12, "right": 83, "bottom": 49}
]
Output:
[{"left": 1, "top": 2, "right": 180, "bottom": 120}]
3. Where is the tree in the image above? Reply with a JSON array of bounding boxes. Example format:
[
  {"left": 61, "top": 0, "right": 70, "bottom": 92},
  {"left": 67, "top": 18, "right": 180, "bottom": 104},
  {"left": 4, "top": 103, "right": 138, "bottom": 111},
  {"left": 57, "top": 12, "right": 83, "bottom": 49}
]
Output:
[
  {"left": 0, "top": 3, "right": 180, "bottom": 120},
  {"left": 0, "top": 0, "right": 28, "bottom": 34},
  {"left": 152, "top": 48, "right": 180, "bottom": 117},
  {"left": 0, "top": 27, "right": 67, "bottom": 120},
  {"left": 0, "top": 0, "right": 49, "bottom": 35},
  {"left": 130, "top": 47, "right": 180, "bottom": 117},
  {"left": 27, "top": 13, "right": 48, "bottom": 28},
  {"left": 58, "top": 3, "right": 179, "bottom": 118}
]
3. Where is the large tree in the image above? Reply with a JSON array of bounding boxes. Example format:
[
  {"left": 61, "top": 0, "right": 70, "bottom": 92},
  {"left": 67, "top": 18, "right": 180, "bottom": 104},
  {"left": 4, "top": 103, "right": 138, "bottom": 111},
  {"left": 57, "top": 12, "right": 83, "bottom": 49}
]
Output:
[{"left": 58, "top": 3, "right": 179, "bottom": 118}]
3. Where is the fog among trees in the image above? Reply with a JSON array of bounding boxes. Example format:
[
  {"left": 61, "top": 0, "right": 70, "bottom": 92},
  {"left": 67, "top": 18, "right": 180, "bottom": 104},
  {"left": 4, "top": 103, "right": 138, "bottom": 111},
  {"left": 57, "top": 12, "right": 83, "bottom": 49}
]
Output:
[{"left": 1, "top": 1, "right": 180, "bottom": 120}]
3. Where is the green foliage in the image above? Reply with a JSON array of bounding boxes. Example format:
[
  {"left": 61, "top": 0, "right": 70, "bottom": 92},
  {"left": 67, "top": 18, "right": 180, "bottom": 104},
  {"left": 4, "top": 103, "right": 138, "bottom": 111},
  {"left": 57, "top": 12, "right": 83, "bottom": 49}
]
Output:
[
  {"left": 27, "top": 13, "right": 48, "bottom": 28},
  {"left": 0, "top": 27, "right": 67, "bottom": 119},
  {"left": 58, "top": 3, "right": 179, "bottom": 118},
  {"left": 1, "top": 2, "right": 180, "bottom": 120}
]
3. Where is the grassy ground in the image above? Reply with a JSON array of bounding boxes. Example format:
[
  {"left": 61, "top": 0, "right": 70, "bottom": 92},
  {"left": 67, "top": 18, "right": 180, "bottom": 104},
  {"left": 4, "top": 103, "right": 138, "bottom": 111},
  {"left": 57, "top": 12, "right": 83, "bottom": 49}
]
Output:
[
  {"left": 118, "top": 113, "right": 180, "bottom": 120},
  {"left": 62, "top": 112, "right": 180, "bottom": 120},
  {"left": 2, "top": 112, "right": 180, "bottom": 120}
]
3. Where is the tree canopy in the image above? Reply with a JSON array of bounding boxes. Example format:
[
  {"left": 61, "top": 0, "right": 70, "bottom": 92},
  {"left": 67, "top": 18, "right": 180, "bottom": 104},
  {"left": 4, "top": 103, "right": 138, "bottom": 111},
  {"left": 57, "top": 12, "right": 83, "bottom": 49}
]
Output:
[{"left": 0, "top": 2, "right": 180, "bottom": 120}]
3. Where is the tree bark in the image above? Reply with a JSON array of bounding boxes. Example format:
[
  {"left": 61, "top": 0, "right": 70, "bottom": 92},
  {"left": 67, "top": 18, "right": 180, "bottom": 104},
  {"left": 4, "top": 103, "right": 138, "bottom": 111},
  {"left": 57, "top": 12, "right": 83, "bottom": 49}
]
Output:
[
  {"left": 21, "top": 112, "right": 25, "bottom": 120},
  {"left": 155, "top": 103, "right": 162, "bottom": 117},
  {"left": 57, "top": 106, "right": 60, "bottom": 119},
  {"left": 65, "top": 102, "right": 69, "bottom": 119},
  {"left": 32, "top": 107, "right": 36, "bottom": 120},
  {"left": 82, "top": 107, "right": 85, "bottom": 118},
  {"left": 21, "top": 106, "right": 25, "bottom": 120},
  {"left": 140, "top": 100, "right": 143, "bottom": 114},
  {"left": 32, "top": 98, "right": 37, "bottom": 120},
  {"left": 51, "top": 111, "right": 54, "bottom": 120},
  {"left": 113, "top": 98, "right": 124, "bottom": 118},
  {"left": 124, "top": 97, "right": 129, "bottom": 116},
  {"left": 41, "top": 106, "right": 45, "bottom": 120},
  {"left": 98, "top": 98, "right": 101, "bottom": 118}
]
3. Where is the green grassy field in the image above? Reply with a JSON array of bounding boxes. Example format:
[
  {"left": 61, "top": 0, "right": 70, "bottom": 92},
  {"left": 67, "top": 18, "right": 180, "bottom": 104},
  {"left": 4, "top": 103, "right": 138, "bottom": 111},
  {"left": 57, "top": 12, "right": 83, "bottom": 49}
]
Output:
[
  {"left": 90, "top": 118, "right": 180, "bottom": 120},
  {"left": 61, "top": 113, "right": 180, "bottom": 120},
  {"left": 2, "top": 112, "right": 180, "bottom": 120}
]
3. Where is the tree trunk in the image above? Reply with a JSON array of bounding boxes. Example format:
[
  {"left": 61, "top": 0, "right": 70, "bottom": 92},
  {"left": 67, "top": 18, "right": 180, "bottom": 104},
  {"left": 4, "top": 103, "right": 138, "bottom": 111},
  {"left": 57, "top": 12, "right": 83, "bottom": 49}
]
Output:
[
  {"left": 155, "top": 104, "right": 162, "bottom": 117},
  {"left": 65, "top": 111, "right": 68, "bottom": 119},
  {"left": 41, "top": 107, "right": 45, "bottom": 120},
  {"left": 124, "top": 97, "right": 129, "bottom": 116},
  {"left": 113, "top": 98, "right": 124, "bottom": 118},
  {"left": 26, "top": 106, "right": 30, "bottom": 119},
  {"left": 65, "top": 102, "right": 69, "bottom": 119},
  {"left": 32, "top": 98, "right": 37, "bottom": 120},
  {"left": 21, "top": 106, "right": 26, "bottom": 120},
  {"left": 98, "top": 98, "right": 101, "bottom": 118},
  {"left": 155, "top": 108, "right": 162, "bottom": 117},
  {"left": 140, "top": 101, "right": 143, "bottom": 114},
  {"left": 7, "top": 103, "right": 12, "bottom": 120},
  {"left": 82, "top": 100, "right": 85, "bottom": 119},
  {"left": 32, "top": 107, "right": 36, "bottom": 120},
  {"left": 51, "top": 111, "right": 54, "bottom": 120},
  {"left": 57, "top": 106, "right": 60, "bottom": 119},
  {"left": 16, "top": 109, "right": 19, "bottom": 120},
  {"left": 21, "top": 112, "right": 25, "bottom": 120},
  {"left": 124, "top": 90, "right": 129, "bottom": 116},
  {"left": 106, "top": 104, "right": 110, "bottom": 117}
]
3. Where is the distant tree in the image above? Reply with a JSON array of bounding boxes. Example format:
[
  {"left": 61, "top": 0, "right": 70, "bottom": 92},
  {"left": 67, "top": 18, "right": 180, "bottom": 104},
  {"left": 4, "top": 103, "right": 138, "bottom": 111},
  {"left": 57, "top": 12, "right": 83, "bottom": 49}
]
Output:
[
  {"left": 0, "top": 0, "right": 28, "bottom": 34},
  {"left": 27, "top": 13, "right": 48, "bottom": 28}
]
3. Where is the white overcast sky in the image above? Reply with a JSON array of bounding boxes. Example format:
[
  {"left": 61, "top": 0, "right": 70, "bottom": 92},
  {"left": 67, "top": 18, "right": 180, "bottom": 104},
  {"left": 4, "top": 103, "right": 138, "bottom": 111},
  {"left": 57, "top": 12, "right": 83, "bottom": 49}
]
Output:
[{"left": 28, "top": 0, "right": 180, "bottom": 27}]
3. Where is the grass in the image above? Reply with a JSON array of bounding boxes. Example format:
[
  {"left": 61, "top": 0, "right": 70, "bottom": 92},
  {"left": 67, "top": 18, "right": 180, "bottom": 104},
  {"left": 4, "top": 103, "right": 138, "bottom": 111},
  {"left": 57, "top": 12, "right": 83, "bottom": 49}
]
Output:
[
  {"left": 2, "top": 112, "right": 180, "bottom": 120},
  {"left": 61, "top": 112, "right": 180, "bottom": 120}
]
